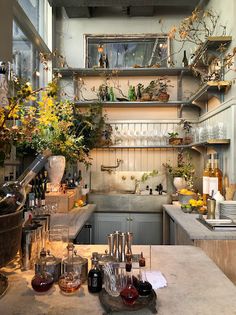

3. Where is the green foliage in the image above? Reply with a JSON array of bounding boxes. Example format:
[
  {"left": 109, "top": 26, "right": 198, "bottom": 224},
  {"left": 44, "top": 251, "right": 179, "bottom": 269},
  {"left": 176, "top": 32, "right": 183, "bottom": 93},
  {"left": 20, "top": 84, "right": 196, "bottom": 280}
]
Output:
[{"left": 141, "top": 169, "right": 158, "bottom": 183}]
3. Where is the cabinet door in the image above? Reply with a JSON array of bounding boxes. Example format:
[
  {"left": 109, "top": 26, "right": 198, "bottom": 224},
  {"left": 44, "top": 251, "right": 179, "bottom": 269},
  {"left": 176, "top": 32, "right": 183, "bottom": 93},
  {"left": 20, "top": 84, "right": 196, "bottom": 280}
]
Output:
[
  {"left": 130, "top": 213, "right": 163, "bottom": 245},
  {"left": 93, "top": 213, "right": 128, "bottom": 244}
]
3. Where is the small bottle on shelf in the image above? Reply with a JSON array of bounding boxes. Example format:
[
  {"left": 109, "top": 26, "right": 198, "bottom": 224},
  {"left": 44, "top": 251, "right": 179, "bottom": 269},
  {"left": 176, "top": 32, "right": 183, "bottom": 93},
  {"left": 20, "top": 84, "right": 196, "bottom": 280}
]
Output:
[
  {"left": 182, "top": 50, "right": 188, "bottom": 67},
  {"left": 105, "top": 54, "right": 109, "bottom": 68},
  {"left": 209, "top": 153, "right": 218, "bottom": 197}
]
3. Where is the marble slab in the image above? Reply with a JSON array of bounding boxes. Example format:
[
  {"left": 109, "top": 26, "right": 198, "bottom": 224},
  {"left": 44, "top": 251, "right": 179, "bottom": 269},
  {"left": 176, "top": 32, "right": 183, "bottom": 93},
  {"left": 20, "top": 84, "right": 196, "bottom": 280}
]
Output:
[
  {"left": 1, "top": 245, "right": 236, "bottom": 315},
  {"left": 50, "top": 204, "right": 96, "bottom": 239},
  {"left": 163, "top": 205, "right": 236, "bottom": 240}
]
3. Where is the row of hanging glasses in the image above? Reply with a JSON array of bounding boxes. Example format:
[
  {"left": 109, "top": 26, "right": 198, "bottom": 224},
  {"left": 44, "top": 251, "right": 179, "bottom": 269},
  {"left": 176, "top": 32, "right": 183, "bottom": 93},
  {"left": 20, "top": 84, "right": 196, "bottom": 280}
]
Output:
[{"left": 112, "top": 128, "right": 176, "bottom": 146}]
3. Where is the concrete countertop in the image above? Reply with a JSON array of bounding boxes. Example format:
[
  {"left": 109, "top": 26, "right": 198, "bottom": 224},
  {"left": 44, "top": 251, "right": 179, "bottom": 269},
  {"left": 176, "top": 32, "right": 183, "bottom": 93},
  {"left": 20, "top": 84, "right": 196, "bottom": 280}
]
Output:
[
  {"left": 1, "top": 245, "right": 236, "bottom": 315},
  {"left": 50, "top": 204, "right": 96, "bottom": 239},
  {"left": 163, "top": 204, "right": 236, "bottom": 240}
]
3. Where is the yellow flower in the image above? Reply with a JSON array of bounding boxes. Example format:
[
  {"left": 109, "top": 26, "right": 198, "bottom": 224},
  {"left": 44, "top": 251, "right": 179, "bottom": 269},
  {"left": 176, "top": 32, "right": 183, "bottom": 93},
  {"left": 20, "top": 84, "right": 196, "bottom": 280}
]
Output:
[
  {"left": 189, "top": 199, "right": 197, "bottom": 207},
  {"left": 197, "top": 199, "right": 204, "bottom": 207}
]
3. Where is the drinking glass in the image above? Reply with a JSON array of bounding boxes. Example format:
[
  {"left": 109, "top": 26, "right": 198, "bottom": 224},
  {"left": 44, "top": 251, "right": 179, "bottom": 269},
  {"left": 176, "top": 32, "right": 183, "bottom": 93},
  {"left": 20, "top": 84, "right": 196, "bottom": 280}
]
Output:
[{"left": 103, "top": 263, "right": 126, "bottom": 297}]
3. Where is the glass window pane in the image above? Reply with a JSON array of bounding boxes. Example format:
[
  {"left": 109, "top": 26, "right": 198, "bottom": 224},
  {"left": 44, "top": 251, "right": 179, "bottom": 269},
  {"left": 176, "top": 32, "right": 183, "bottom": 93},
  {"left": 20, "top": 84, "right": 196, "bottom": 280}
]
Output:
[
  {"left": 12, "top": 21, "right": 40, "bottom": 87},
  {"left": 86, "top": 35, "right": 169, "bottom": 68},
  {"left": 17, "top": 0, "right": 51, "bottom": 45}
]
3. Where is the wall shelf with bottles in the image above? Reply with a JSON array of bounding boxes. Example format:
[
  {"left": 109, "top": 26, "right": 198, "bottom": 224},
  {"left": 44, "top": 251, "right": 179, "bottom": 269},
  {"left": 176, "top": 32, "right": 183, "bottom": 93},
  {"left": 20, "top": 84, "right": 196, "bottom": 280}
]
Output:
[{"left": 53, "top": 67, "right": 191, "bottom": 77}]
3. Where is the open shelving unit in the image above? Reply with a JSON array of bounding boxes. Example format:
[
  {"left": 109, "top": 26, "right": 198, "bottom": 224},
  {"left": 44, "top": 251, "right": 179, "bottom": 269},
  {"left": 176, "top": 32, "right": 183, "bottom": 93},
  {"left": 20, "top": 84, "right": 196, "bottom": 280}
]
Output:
[
  {"left": 97, "top": 139, "right": 230, "bottom": 149},
  {"left": 53, "top": 67, "right": 191, "bottom": 77},
  {"left": 74, "top": 100, "right": 190, "bottom": 108}
]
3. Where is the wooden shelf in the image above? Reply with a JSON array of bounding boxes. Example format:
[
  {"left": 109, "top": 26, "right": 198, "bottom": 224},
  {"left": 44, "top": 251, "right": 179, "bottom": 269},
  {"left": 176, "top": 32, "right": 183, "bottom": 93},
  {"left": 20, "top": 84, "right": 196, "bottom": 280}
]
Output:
[
  {"left": 191, "top": 36, "right": 232, "bottom": 68},
  {"left": 54, "top": 67, "right": 191, "bottom": 77},
  {"left": 188, "top": 81, "right": 231, "bottom": 104},
  {"left": 74, "top": 100, "right": 190, "bottom": 108},
  {"left": 97, "top": 139, "right": 230, "bottom": 149}
]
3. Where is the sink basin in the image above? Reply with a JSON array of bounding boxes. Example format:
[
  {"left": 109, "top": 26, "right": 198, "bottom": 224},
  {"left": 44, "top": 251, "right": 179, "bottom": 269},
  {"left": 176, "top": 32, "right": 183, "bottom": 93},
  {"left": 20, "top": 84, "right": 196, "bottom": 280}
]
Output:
[{"left": 90, "top": 190, "right": 134, "bottom": 195}]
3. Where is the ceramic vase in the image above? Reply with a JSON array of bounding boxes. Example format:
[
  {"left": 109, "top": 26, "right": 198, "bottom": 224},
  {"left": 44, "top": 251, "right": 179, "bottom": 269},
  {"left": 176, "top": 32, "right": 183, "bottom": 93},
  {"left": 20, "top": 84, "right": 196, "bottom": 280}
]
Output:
[
  {"left": 173, "top": 177, "right": 187, "bottom": 191},
  {"left": 45, "top": 155, "right": 66, "bottom": 189}
]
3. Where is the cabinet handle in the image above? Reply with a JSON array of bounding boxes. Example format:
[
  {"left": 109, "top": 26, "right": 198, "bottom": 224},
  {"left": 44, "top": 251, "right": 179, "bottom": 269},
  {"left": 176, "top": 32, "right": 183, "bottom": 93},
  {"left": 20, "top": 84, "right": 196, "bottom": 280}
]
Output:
[
  {"left": 130, "top": 218, "right": 133, "bottom": 221},
  {"left": 126, "top": 217, "right": 129, "bottom": 221}
]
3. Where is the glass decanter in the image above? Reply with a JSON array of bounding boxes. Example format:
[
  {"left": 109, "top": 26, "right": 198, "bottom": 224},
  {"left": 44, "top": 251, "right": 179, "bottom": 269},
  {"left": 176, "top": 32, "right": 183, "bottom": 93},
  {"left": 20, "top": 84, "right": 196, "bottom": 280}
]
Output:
[
  {"left": 120, "top": 258, "right": 139, "bottom": 305},
  {"left": 31, "top": 248, "right": 54, "bottom": 293},
  {"left": 137, "top": 252, "right": 152, "bottom": 296},
  {"left": 58, "top": 243, "right": 81, "bottom": 295}
]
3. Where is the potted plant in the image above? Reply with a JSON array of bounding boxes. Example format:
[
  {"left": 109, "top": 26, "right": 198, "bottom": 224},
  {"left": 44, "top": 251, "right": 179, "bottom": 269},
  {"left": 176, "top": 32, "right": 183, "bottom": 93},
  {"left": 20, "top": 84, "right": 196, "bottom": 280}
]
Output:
[
  {"left": 168, "top": 132, "right": 183, "bottom": 145},
  {"left": 179, "top": 119, "right": 193, "bottom": 145},
  {"left": 155, "top": 77, "right": 172, "bottom": 102},
  {"left": 0, "top": 77, "right": 112, "bottom": 182},
  {"left": 163, "top": 153, "right": 195, "bottom": 191}
]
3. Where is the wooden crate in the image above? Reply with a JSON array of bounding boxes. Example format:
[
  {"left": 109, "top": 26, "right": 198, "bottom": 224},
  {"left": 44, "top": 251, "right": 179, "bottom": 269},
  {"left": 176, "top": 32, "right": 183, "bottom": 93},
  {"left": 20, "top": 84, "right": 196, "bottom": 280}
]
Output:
[{"left": 45, "top": 187, "right": 81, "bottom": 213}]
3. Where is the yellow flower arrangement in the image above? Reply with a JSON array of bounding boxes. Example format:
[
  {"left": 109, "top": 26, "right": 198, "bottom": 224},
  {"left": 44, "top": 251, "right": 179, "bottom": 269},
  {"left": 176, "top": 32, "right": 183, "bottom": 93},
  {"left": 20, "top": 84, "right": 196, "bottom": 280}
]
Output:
[{"left": 0, "top": 77, "right": 112, "bottom": 165}]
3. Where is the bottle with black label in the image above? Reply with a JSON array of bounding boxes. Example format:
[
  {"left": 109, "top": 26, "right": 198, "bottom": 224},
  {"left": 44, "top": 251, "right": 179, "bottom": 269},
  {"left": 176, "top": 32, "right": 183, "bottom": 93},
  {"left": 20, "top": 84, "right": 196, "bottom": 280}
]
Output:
[{"left": 87, "top": 255, "right": 102, "bottom": 293}]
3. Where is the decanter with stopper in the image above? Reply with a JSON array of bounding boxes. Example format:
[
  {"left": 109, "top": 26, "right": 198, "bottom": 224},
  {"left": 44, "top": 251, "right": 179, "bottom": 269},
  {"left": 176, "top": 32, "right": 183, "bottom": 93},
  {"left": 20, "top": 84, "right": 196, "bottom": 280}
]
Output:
[
  {"left": 58, "top": 243, "right": 81, "bottom": 295},
  {"left": 137, "top": 252, "right": 152, "bottom": 296},
  {"left": 31, "top": 248, "right": 54, "bottom": 293},
  {"left": 120, "top": 256, "right": 139, "bottom": 305}
]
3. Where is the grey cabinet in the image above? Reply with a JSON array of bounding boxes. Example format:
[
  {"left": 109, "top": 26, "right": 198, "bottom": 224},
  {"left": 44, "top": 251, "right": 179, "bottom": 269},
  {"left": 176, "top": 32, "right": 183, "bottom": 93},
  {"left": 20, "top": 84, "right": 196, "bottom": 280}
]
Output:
[{"left": 93, "top": 212, "right": 162, "bottom": 245}]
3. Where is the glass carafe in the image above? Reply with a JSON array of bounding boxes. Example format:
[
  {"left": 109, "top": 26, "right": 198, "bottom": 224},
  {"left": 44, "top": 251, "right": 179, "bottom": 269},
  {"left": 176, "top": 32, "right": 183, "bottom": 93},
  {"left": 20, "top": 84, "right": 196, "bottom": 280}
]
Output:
[
  {"left": 58, "top": 243, "right": 81, "bottom": 295},
  {"left": 31, "top": 248, "right": 54, "bottom": 293},
  {"left": 120, "top": 259, "right": 139, "bottom": 305}
]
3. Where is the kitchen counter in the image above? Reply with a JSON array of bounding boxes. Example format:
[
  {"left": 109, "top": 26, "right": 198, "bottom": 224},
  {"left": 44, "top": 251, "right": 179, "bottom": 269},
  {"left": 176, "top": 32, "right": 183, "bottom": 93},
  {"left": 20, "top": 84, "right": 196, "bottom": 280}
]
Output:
[
  {"left": 1, "top": 245, "right": 236, "bottom": 315},
  {"left": 163, "top": 205, "right": 236, "bottom": 284},
  {"left": 50, "top": 204, "right": 96, "bottom": 239},
  {"left": 163, "top": 205, "right": 236, "bottom": 240}
]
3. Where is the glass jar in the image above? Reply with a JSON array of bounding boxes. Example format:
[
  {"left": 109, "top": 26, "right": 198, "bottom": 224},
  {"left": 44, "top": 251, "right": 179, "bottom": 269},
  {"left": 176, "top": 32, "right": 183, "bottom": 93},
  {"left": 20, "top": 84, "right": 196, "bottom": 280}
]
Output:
[
  {"left": 58, "top": 243, "right": 81, "bottom": 295},
  {"left": 31, "top": 249, "right": 54, "bottom": 293}
]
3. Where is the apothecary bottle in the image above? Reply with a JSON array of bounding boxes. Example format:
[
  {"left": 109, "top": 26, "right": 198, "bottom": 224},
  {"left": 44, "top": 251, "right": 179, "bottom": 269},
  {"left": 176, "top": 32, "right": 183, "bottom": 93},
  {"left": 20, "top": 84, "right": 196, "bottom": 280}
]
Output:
[
  {"left": 58, "top": 243, "right": 81, "bottom": 295},
  {"left": 31, "top": 248, "right": 54, "bottom": 293},
  {"left": 0, "top": 150, "right": 51, "bottom": 215},
  {"left": 120, "top": 259, "right": 139, "bottom": 305},
  {"left": 88, "top": 254, "right": 102, "bottom": 293},
  {"left": 137, "top": 252, "right": 152, "bottom": 296}
]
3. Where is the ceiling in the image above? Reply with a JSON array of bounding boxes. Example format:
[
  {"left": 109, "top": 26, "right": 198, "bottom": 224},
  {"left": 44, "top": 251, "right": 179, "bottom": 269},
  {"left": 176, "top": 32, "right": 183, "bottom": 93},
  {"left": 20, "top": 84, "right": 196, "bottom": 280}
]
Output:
[{"left": 48, "top": 0, "right": 209, "bottom": 18}]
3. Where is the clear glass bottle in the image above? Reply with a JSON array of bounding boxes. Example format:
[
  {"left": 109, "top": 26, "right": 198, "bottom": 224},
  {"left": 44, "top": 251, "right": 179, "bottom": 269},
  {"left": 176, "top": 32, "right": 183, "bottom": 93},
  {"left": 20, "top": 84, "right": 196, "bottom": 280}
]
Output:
[
  {"left": 31, "top": 248, "right": 54, "bottom": 293},
  {"left": 0, "top": 150, "right": 51, "bottom": 215},
  {"left": 120, "top": 258, "right": 139, "bottom": 305},
  {"left": 137, "top": 252, "right": 152, "bottom": 296},
  {"left": 58, "top": 243, "right": 81, "bottom": 295},
  {"left": 88, "top": 255, "right": 103, "bottom": 293}
]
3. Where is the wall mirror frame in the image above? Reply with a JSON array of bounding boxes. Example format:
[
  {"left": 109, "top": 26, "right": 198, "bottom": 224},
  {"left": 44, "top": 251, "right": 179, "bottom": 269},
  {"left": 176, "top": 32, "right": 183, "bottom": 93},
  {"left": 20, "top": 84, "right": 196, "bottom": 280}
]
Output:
[{"left": 84, "top": 33, "right": 171, "bottom": 69}]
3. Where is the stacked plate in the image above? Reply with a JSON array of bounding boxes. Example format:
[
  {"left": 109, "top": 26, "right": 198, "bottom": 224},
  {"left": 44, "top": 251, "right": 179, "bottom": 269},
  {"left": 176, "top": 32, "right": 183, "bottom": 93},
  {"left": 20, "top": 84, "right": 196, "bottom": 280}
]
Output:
[{"left": 220, "top": 201, "right": 236, "bottom": 219}]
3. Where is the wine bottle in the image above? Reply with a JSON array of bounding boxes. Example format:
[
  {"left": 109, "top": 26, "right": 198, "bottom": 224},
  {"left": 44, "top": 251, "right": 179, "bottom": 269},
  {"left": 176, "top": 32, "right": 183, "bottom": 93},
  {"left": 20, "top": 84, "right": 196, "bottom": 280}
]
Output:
[
  {"left": 182, "top": 50, "right": 188, "bottom": 67},
  {"left": 213, "top": 153, "right": 223, "bottom": 195},
  {"left": 0, "top": 150, "right": 51, "bottom": 215},
  {"left": 202, "top": 155, "right": 211, "bottom": 205},
  {"left": 87, "top": 256, "right": 102, "bottom": 293}
]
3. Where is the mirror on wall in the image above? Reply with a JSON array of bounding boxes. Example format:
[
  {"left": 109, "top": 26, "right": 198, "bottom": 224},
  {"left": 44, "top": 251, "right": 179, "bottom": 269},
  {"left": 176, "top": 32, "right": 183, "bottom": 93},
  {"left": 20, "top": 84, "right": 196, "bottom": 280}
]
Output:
[{"left": 85, "top": 34, "right": 170, "bottom": 68}]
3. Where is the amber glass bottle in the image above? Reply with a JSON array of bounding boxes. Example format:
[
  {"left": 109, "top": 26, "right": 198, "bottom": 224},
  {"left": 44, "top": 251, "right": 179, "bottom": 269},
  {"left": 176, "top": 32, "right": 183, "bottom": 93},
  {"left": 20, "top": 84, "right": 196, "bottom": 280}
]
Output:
[
  {"left": 202, "top": 155, "right": 211, "bottom": 205},
  {"left": 213, "top": 154, "right": 223, "bottom": 195}
]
